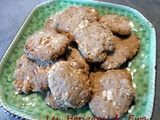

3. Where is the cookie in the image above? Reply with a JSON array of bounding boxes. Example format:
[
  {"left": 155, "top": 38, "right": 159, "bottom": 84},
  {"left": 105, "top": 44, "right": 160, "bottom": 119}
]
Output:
[
  {"left": 89, "top": 69, "right": 135, "bottom": 119},
  {"left": 46, "top": 14, "right": 75, "bottom": 42},
  {"left": 53, "top": 6, "right": 98, "bottom": 34},
  {"left": 99, "top": 15, "right": 131, "bottom": 35},
  {"left": 73, "top": 20, "right": 115, "bottom": 63},
  {"left": 47, "top": 61, "right": 91, "bottom": 110},
  {"left": 66, "top": 47, "right": 90, "bottom": 70},
  {"left": 100, "top": 36, "right": 130, "bottom": 70},
  {"left": 45, "top": 91, "right": 57, "bottom": 109},
  {"left": 122, "top": 34, "right": 140, "bottom": 59},
  {"left": 13, "top": 55, "right": 51, "bottom": 94},
  {"left": 24, "top": 29, "right": 71, "bottom": 63},
  {"left": 89, "top": 71, "right": 104, "bottom": 94},
  {"left": 44, "top": 14, "right": 55, "bottom": 30},
  {"left": 101, "top": 34, "right": 140, "bottom": 70}
]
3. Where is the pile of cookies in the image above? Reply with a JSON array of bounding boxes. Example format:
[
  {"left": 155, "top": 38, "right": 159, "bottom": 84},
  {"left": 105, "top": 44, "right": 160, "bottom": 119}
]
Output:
[{"left": 13, "top": 6, "right": 140, "bottom": 119}]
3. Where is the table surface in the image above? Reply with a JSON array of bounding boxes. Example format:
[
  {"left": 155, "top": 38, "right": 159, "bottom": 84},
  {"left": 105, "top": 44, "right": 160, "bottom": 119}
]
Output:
[{"left": 0, "top": 0, "right": 160, "bottom": 120}]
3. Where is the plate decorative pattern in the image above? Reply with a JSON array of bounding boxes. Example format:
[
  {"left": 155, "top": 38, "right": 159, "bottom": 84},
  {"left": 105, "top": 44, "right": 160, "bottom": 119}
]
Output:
[{"left": 0, "top": 0, "right": 156, "bottom": 120}]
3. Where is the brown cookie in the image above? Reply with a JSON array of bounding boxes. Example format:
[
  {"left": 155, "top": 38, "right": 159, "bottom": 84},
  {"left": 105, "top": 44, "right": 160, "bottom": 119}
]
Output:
[
  {"left": 122, "top": 34, "right": 140, "bottom": 59},
  {"left": 24, "top": 29, "right": 71, "bottom": 63},
  {"left": 53, "top": 6, "right": 98, "bottom": 34},
  {"left": 13, "top": 55, "right": 51, "bottom": 94},
  {"left": 45, "top": 15, "right": 75, "bottom": 41},
  {"left": 100, "top": 36, "right": 130, "bottom": 70},
  {"left": 44, "top": 14, "right": 54, "bottom": 30},
  {"left": 89, "top": 71, "right": 104, "bottom": 94},
  {"left": 73, "top": 20, "right": 115, "bottom": 63},
  {"left": 45, "top": 91, "right": 57, "bottom": 109},
  {"left": 99, "top": 15, "right": 131, "bottom": 35},
  {"left": 47, "top": 61, "right": 91, "bottom": 110},
  {"left": 101, "top": 34, "right": 140, "bottom": 70},
  {"left": 89, "top": 69, "right": 135, "bottom": 119},
  {"left": 66, "top": 47, "right": 90, "bottom": 71}
]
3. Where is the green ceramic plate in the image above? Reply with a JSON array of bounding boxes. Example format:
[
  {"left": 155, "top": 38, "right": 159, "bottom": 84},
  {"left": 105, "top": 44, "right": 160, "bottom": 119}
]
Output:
[{"left": 0, "top": 0, "right": 156, "bottom": 120}]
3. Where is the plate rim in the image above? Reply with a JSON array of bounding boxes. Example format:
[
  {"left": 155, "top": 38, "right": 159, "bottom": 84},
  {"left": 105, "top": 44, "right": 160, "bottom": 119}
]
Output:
[{"left": 0, "top": 0, "right": 156, "bottom": 119}]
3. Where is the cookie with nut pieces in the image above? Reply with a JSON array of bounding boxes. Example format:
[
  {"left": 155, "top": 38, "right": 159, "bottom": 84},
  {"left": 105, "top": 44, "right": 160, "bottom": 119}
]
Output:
[
  {"left": 46, "top": 61, "right": 91, "bottom": 110},
  {"left": 13, "top": 55, "right": 51, "bottom": 94},
  {"left": 53, "top": 5, "right": 99, "bottom": 34},
  {"left": 89, "top": 69, "right": 135, "bottom": 119},
  {"left": 73, "top": 20, "right": 115, "bottom": 63},
  {"left": 24, "top": 29, "right": 71, "bottom": 65},
  {"left": 99, "top": 15, "right": 131, "bottom": 35}
]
